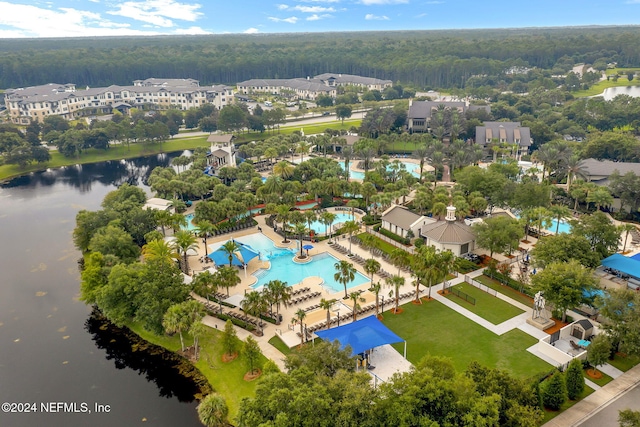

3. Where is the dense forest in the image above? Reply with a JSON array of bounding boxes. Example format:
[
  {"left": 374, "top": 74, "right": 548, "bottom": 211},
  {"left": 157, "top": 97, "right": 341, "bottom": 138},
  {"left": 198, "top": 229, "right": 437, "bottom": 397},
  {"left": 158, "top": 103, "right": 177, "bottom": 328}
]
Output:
[{"left": 1, "top": 26, "right": 640, "bottom": 89}]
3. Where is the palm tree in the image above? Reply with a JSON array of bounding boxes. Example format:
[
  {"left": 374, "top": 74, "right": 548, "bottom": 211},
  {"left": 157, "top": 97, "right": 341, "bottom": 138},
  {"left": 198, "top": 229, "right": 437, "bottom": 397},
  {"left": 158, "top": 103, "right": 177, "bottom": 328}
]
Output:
[
  {"left": 413, "top": 146, "right": 429, "bottom": 183},
  {"left": 189, "top": 321, "right": 206, "bottom": 361},
  {"left": 295, "top": 309, "right": 307, "bottom": 345},
  {"left": 561, "top": 156, "right": 588, "bottom": 190},
  {"left": 587, "top": 187, "right": 614, "bottom": 211},
  {"left": 216, "top": 265, "right": 241, "bottom": 296},
  {"left": 349, "top": 291, "right": 366, "bottom": 321},
  {"left": 273, "top": 160, "right": 294, "bottom": 179},
  {"left": 265, "top": 279, "right": 291, "bottom": 319},
  {"left": 275, "top": 204, "right": 292, "bottom": 243},
  {"left": 142, "top": 239, "right": 179, "bottom": 264},
  {"left": 192, "top": 270, "right": 218, "bottom": 299},
  {"left": 155, "top": 209, "right": 174, "bottom": 236},
  {"left": 219, "top": 240, "right": 240, "bottom": 267},
  {"left": 386, "top": 275, "right": 405, "bottom": 314},
  {"left": 170, "top": 212, "right": 188, "bottom": 233},
  {"left": 320, "top": 211, "right": 336, "bottom": 241},
  {"left": 435, "top": 250, "right": 455, "bottom": 296},
  {"left": 196, "top": 220, "right": 218, "bottom": 252},
  {"left": 304, "top": 210, "right": 317, "bottom": 238},
  {"left": 197, "top": 393, "right": 229, "bottom": 427},
  {"left": 390, "top": 247, "right": 410, "bottom": 276},
  {"left": 364, "top": 258, "right": 381, "bottom": 284},
  {"left": 371, "top": 281, "right": 382, "bottom": 317},
  {"left": 163, "top": 305, "right": 190, "bottom": 352},
  {"left": 242, "top": 291, "right": 268, "bottom": 334},
  {"left": 334, "top": 260, "right": 356, "bottom": 299},
  {"left": 293, "top": 223, "right": 307, "bottom": 258},
  {"left": 341, "top": 220, "right": 360, "bottom": 255},
  {"left": 548, "top": 205, "right": 572, "bottom": 234},
  {"left": 296, "top": 141, "right": 311, "bottom": 163},
  {"left": 174, "top": 230, "right": 199, "bottom": 274},
  {"left": 319, "top": 298, "right": 336, "bottom": 329},
  {"left": 620, "top": 223, "right": 637, "bottom": 253},
  {"left": 342, "top": 146, "right": 354, "bottom": 182}
]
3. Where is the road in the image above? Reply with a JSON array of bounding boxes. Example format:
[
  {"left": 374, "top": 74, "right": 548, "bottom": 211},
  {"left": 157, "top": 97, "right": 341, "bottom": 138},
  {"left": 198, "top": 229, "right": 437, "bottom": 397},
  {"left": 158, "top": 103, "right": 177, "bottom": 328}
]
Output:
[{"left": 578, "top": 383, "right": 640, "bottom": 427}]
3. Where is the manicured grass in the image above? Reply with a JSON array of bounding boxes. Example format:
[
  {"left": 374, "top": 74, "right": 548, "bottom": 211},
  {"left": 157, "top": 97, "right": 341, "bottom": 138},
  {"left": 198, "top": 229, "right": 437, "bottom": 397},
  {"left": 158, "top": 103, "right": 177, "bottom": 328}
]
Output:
[
  {"left": 584, "top": 368, "right": 614, "bottom": 387},
  {"left": 444, "top": 282, "right": 525, "bottom": 324},
  {"left": 573, "top": 77, "right": 639, "bottom": 97},
  {"left": 268, "top": 334, "right": 292, "bottom": 355},
  {"left": 382, "top": 300, "right": 552, "bottom": 378},
  {"left": 475, "top": 275, "right": 534, "bottom": 308},
  {"left": 608, "top": 353, "right": 640, "bottom": 372},
  {"left": 128, "top": 320, "right": 266, "bottom": 420},
  {"left": 541, "top": 386, "right": 595, "bottom": 424},
  {"left": 233, "top": 119, "right": 362, "bottom": 143},
  {"left": 356, "top": 232, "right": 398, "bottom": 256},
  {"left": 0, "top": 136, "right": 209, "bottom": 181}
]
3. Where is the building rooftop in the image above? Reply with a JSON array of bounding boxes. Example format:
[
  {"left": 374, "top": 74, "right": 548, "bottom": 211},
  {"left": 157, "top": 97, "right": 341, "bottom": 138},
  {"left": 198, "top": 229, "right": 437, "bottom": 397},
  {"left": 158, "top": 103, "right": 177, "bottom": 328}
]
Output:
[{"left": 382, "top": 205, "right": 425, "bottom": 230}]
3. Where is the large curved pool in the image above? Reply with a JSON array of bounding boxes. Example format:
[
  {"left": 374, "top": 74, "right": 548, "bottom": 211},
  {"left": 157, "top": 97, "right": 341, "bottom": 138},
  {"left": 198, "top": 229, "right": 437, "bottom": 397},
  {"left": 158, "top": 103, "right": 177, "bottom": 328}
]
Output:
[{"left": 338, "top": 160, "right": 421, "bottom": 179}]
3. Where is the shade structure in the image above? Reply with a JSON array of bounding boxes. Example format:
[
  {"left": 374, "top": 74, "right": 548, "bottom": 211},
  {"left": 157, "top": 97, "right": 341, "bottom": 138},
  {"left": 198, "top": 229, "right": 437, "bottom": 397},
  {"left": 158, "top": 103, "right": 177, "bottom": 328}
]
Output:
[
  {"left": 207, "top": 239, "right": 260, "bottom": 267},
  {"left": 601, "top": 254, "right": 640, "bottom": 280},
  {"left": 315, "top": 316, "right": 404, "bottom": 356}
]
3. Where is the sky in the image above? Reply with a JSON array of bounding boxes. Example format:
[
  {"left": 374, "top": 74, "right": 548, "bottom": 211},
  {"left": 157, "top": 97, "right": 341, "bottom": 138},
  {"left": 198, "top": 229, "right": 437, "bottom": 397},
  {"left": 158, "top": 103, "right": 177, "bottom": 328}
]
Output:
[{"left": 0, "top": 0, "right": 638, "bottom": 38}]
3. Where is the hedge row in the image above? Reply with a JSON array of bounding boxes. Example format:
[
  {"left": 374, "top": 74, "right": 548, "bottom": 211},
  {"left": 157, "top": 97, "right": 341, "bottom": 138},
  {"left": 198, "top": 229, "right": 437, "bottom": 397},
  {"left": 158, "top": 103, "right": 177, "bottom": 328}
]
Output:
[{"left": 373, "top": 225, "right": 411, "bottom": 245}]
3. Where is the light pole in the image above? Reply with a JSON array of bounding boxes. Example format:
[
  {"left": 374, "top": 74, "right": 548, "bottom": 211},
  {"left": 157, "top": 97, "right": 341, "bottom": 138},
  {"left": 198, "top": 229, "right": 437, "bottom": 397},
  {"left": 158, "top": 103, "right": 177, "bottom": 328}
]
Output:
[
  {"left": 337, "top": 310, "right": 340, "bottom": 327},
  {"left": 381, "top": 296, "right": 385, "bottom": 315}
]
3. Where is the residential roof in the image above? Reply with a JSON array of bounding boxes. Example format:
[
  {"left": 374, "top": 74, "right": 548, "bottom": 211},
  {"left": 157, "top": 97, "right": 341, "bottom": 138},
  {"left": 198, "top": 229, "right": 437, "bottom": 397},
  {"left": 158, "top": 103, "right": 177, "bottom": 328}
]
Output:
[
  {"left": 475, "top": 122, "right": 532, "bottom": 147},
  {"left": 420, "top": 220, "right": 476, "bottom": 244},
  {"left": 207, "top": 134, "right": 234, "bottom": 144},
  {"left": 313, "top": 73, "right": 393, "bottom": 86},
  {"left": 581, "top": 158, "right": 640, "bottom": 180},
  {"left": 237, "top": 78, "right": 334, "bottom": 93},
  {"left": 574, "top": 319, "right": 593, "bottom": 331},
  {"left": 407, "top": 101, "right": 466, "bottom": 120},
  {"left": 382, "top": 205, "right": 425, "bottom": 230}
]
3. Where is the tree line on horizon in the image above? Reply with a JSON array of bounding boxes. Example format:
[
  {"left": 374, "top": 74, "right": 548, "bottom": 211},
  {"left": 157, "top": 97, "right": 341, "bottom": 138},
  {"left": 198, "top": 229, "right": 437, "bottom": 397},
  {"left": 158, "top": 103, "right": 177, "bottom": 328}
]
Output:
[{"left": 1, "top": 26, "right": 640, "bottom": 89}]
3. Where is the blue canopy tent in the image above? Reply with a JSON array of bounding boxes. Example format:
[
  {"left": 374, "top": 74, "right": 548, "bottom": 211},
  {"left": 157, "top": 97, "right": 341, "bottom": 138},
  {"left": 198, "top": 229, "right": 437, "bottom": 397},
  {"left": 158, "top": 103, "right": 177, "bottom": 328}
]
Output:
[
  {"left": 315, "top": 316, "right": 406, "bottom": 358},
  {"left": 207, "top": 240, "right": 260, "bottom": 277},
  {"left": 601, "top": 254, "right": 640, "bottom": 280}
]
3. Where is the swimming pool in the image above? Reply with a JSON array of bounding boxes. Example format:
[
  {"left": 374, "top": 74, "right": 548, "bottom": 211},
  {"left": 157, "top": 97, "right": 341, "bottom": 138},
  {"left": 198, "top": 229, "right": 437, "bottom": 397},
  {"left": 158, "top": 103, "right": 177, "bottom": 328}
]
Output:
[
  {"left": 183, "top": 213, "right": 198, "bottom": 231},
  {"left": 513, "top": 212, "right": 572, "bottom": 234},
  {"left": 237, "top": 233, "right": 369, "bottom": 293},
  {"left": 306, "top": 212, "right": 354, "bottom": 235},
  {"left": 338, "top": 160, "right": 421, "bottom": 179}
]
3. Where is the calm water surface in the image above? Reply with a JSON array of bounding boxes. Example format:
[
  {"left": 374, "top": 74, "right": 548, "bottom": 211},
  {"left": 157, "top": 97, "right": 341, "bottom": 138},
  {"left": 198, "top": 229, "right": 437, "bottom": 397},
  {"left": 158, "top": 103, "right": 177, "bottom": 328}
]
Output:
[{"left": 0, "top": 154, "right": 203, "bottom": 427}]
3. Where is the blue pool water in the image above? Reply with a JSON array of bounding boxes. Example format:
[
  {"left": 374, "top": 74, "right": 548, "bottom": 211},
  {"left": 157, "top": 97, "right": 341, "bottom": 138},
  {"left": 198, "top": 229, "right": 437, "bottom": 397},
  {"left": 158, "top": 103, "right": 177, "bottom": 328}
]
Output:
[
  {"left": 236, "top": 233, "right": 369, "bottom": 293},
  {"left": 306, "top": 212, "right": 354, "bottom": 235},
  {"left": 338, "top": 160, "right": 421, "bottom": 179},
  {"left": 514, "top": 212, "right": 572, "bottom": 234},
  {"left": 184, "top": 213, "right": 197, "bottom": 231}
]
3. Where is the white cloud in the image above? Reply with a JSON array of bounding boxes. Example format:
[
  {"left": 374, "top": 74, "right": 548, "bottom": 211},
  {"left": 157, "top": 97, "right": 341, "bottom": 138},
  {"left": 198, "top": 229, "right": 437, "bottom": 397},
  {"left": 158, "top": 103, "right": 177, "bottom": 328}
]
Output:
[
  {"left": 306, "top": 13, "right": 332, "bottom": 20},
  {"left": 299, "top": 0, "right": 340, "bottom": 2},
  {"left": 0, "top": 2, "right": 161, "bottom": 37},
  {"left": 244, "top": 27, "right": 260, "bottom": 33},
  {"left": 415, "top": 12, "right": 427, "bottom": 18},
  {"left": 173, "top": 26, "right": 210, "bottom": 34},
  {"left": 107, "top": 0, "right": 203, "bottom": 28},
  {"left": 360, "top": 0, "right": 407, "bottom": 4},
  {"left": 277, "top": 4, "right": 289, "bottom": 9},
  {"left": 425, "top": 1, "right": 443, "bottom": 3},
  {"left": 268, "top": 16, "right": 299, "bottom": 23},
  {"left": 292, "top": 5, "right": 335, "bottom": 12},
  {"left": 365, "top": 13, "right": 389, "bottom": 20}
]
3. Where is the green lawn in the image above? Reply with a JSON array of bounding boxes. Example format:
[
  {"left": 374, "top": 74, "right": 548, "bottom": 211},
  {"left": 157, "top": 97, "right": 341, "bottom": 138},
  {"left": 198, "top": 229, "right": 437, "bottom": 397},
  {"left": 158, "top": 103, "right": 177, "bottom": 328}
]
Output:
[
  {"left": 128, "top": 321, "right": 265, "bottom": 420},
  {"left": 268, "top": 334, "right": 292, "bottom": 355},
  {"left": 608, "top": 353, "right": 640, "bottom": 372},
  {"left": 475, "top": 275, "right": 534, "bottom": 308},
  {"left": 356, "top": 232, "right": 398, "bottom": 256},
  {"left": 382, "top": 300, "right": 551, "bottom": 378},
  {"left": 444, "top": 282, "right": 525, "bottom": 325},
  {"left": 233, "top": 119, "right": 362, "bottom": 143},
  {"left": 573, "top": 77, "right": 640, "bottom": 97},
  {"left": 584, "top": 368, "right": 614, "bottom": 387}
]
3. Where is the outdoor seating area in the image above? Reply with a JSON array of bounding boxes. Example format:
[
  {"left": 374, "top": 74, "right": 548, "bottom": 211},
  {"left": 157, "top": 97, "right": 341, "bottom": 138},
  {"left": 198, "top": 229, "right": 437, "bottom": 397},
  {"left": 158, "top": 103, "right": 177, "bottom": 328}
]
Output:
[{"left": 291, "top": 291, "right": 321, "bottom": 306}]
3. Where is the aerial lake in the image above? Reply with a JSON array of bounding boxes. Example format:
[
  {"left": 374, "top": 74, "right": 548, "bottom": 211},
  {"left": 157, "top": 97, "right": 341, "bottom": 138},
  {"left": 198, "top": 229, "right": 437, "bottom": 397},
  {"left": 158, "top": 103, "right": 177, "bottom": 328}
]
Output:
[{"left": 599, "top": 85, "right": 640, "bottom": 100}]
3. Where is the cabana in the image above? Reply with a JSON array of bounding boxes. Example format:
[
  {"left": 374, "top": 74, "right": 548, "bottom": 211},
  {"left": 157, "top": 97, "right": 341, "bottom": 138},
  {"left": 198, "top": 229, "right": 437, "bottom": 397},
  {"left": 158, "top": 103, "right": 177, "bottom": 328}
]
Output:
[
  {"left": 315, "top": 316, "right": 406, "bottom": 358},
  {"left": 207, "top": 239, "right": 260, "bottom": 278}
]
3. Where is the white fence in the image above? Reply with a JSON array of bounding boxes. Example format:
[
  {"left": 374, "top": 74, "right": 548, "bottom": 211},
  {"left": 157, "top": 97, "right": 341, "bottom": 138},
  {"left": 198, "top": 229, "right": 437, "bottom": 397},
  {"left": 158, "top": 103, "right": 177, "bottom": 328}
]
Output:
[{"left": 464, "top": 275, "right": 498, "bottom": 297}]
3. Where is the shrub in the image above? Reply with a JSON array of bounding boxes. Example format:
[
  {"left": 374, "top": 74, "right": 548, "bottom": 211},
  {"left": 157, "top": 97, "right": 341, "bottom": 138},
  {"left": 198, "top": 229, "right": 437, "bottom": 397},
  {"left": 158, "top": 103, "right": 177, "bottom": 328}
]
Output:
[
  {"left": 565, "top": 358, "right": 585, "bottom": 400},
  {"left": 377, "top": 227, "right": 410, "bottom": 245},
  {"left": 542, "top": 371, "right": 567, "bottom": 410},
  {"left": 454, "top": 258, "right": 480, "bottom": 274}
]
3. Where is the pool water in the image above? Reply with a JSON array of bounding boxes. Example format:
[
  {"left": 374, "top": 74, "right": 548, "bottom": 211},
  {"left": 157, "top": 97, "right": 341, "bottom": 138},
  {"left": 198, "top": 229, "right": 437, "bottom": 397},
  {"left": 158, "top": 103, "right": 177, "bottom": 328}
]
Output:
[
  {"left": 548, "top": 219, "right": 572, "bottom": 234},
  {"left": 338, "top": 160, "right": 421, "bottom": 179},
  {"left": 183, "top": 213, "right": 197, "bottom": 231},
  {"left": 306, "top": 212, "right": 354, "bottom": 235},
  {"left": 237, "top": 233, "right": 369, "bottom": 293}
]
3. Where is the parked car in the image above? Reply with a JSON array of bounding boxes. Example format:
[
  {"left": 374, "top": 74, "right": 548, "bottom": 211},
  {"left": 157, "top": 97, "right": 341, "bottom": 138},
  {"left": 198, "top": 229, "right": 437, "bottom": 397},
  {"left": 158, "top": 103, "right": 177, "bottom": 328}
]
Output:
[{"left": 322, "top": 111, "right": 331, "bottom": 116}]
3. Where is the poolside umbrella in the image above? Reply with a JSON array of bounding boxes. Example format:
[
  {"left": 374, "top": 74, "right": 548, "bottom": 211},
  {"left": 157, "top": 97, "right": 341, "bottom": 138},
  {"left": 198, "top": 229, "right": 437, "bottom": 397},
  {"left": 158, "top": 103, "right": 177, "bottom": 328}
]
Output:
[{"left": 303, "top": 244, "right": 314, "bottom": 256}]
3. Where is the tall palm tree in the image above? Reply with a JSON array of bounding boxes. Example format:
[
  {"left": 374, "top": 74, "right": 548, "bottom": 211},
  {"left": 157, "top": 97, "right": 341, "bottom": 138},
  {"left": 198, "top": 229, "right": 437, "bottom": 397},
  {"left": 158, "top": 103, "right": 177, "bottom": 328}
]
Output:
[
  {"left": 371, "top": 281, "right": 382, "bottom": 317},
  {"left": 142, "top": 239, "right": 179, "bottom": 264},
  {"left": 275, "top": 204, "right": 292, "bottom": 243},
  {"left": 242, "top": 291, "right": 268, "bottom": 334},
  {"left": 192, "top": 270, "right": 218, "bottom": 299},
  {"left": 620, "top": 223, "right": 637, "bottom": 253},
  {"left": 413, "top": 146, "right": 429, "bottom": 184},
  {"left": 334, "top": 260, "right": 356, "bottom": 299},
  {"left": 349, "top": 291, "right": 366, "bottom": 321},
  {"left": 390, "top": 247, "right": 410, "bottom": 276},
  {"left": 319, "top": 298, "right": 336, "bottom": 329},
  {"left": 341, "top": 220, "right": 360, "bottom": 255},
  {"left": 273, "top": 160, "right": 294, "bottom": 179},
  {"left": 320, "top": 211, "right": 336, "bottom": 241},
  {"left": 189, "top": 321, "right": 206, "bottom": 361},
  {"left": 364, "top": 258, "right": 381, "bottom": 284},
  {"left": 561, "top": 156, "right": 588, "bottom": 190},
  {"left": 216, "top": 265, "right": 241, "bottom": 296},
  {"left": 196, "top": 221, "right": 218, "bottom": 252},
  {"left": 304, "top": 210, "right": 317, "bottom": 237},
  {"left": 386, "top": 275, "right": 405, "bottom": 314},
  {"left": 296, "top": 141, "right": 311, "bottom": 163},
  {"left": 548, "top": 205, "right": 572, "bottom": 234},
  {"left": 295, "top": 308, "right": 307, "bottom": 345},
  {"left": 265, "top": 279, "right": 291, "bottom": 319},
  {"left": 219, "top": 240, "right": 241, "bottom": 267},
  {"left": 197, "top": 393, "right": 229, "bottom": 427},
  {"left": 163, "top": 305, "right": 190, "bottom": 352},
  {"left": 174, "top": 230, "right": 199, "bottom": 274},
  {"left": 587, "top": 187, "right": 614, "bottom": 211},
  {"left": 342, "top": 146, "right": 354, "bottom": 182},
  {"left": 154, "top": 209, "right": 174, "bottom": 236}
]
